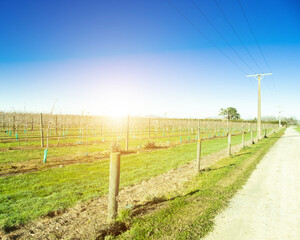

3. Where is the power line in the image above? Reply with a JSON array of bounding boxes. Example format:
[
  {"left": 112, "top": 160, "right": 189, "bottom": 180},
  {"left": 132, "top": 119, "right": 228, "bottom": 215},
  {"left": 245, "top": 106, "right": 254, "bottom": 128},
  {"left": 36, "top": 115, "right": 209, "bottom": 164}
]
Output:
[
  {"left": 166, "top": 0, "right": 247, "bottom": 74},
  {"left": 191, "top": 0, "right": 256, "bottom": 74},
  {"left": 235, "top": 0, "right": 278, "bottom": 106},
  {"left": 236, "top": 0, "right": 272, "bottom": 73},
  {"left": 213, "top": 0, "right": 263, "bottom": 73}
]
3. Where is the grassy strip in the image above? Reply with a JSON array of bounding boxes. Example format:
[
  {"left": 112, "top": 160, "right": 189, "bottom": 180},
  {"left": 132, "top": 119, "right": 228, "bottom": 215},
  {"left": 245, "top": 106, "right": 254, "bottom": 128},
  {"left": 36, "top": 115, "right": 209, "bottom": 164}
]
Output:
[
  {"left": 0, "top": 133, "right": 251, "bottom": 231},
  {"left": 110, "top": 129, "right": 285, "bottom": 240},
  {"left": 0, "top": 131, "right": 255, "bottom": 164}
]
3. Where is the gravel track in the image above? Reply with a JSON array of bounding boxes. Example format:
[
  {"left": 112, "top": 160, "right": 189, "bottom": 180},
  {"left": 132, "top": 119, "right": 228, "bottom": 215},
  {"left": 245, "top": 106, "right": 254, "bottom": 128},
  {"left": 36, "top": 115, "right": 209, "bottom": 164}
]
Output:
[{"left": 204, "top": 128, "right": 300, "bottom": 240}]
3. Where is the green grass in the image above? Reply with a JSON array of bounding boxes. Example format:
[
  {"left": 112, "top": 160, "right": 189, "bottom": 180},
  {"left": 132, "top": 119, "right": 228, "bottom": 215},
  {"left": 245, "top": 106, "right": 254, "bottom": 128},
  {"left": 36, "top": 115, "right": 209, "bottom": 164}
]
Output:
[
  {"left": 0, "top": 129, "right": 257, "bottom": 165},
  {"left": 110, "top": 129, "right": 285, "bottom": 240},
  {"left": 0, "top": 132, "right": 254, "bottom": 231}
]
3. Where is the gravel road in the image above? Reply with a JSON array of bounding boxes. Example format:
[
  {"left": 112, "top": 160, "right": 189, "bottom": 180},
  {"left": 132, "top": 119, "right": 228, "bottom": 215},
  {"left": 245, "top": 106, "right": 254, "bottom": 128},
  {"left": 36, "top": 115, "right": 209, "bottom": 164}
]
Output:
[{"left": 204, "top": 127, "right": 300, "bottom": 240}]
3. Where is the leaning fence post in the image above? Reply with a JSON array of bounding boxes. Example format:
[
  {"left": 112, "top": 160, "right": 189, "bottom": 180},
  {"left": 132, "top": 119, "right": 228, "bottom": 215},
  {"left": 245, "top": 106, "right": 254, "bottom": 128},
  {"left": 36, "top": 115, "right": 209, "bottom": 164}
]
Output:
[
  {"left": 228, "top": 133, "right": 231, "bottom": 156},
  {"left": 108, "top": 152, "right": 121, "bottom": 222}
]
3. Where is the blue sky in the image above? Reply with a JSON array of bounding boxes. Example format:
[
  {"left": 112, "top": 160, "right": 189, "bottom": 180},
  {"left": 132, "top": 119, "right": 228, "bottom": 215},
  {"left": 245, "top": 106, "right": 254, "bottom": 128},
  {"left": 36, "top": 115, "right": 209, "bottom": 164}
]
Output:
[{"left": 0, "top": 0, "right": 299, "bottom": 119}]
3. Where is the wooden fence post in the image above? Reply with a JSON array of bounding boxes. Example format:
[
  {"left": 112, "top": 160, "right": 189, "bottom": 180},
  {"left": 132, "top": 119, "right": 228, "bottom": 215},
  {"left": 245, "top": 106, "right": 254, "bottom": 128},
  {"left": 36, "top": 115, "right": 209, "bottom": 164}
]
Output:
[
  {"left": 2, "top": 113, "right": 4, "bottom": 130},
  {"left": 197, "top": 139, "right": 201, "bottom": 172},
  {"left": 242, "top": 131, "right": 245, "bottom": 148},
  {"left": 40, "top": 113, "right": 44, "bottom": 148},
  {"left": 108, "top": 152, "right": 121, "bottom": 222},
  {"left": 55, "top": 115, "right": 58, "bottom": 135},
  {"left": 13, "top": 116, "right": 16, "bottom": 135},
  {"left": 126, "top": 115, "right": 129, "bottom": 151},
  {"left": 228, "top": 133, "right": 231, "bottom": 156},
  {"left": 148, "top": 118, "right": 151, "bottom": 139},
  {"left": 100, "top": 118, "right": 103, "bottom": 138},
  {"left": 251, "top": 130, "right": 254, "bottom": 144}
]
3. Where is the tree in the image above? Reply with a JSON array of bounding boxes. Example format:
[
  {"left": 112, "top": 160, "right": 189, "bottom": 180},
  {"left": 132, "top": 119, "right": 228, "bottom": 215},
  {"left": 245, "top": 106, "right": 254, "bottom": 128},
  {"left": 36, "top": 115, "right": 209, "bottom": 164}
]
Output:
[{"left": 219, "top": 107, "right": 241, "bottom": 120}]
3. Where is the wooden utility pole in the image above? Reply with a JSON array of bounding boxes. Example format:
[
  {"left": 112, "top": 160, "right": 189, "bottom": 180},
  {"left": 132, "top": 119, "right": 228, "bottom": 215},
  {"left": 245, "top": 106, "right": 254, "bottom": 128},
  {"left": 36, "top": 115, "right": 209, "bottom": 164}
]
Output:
[
  {"left": 108, "top": 153, "right": 121, "bottom": 222},
  {"left": 247, "top": 73, "right": 272, "bottom": 140},
  {"left": 40, "top": 113, "right": 44, "bottom": 148}
]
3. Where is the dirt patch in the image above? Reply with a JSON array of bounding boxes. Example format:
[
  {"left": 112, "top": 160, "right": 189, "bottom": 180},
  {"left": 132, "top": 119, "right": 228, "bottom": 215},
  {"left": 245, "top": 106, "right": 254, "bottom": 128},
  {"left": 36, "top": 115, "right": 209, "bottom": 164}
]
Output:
[{"left": 0, "top": 137, "right": 255, "bottom": 240}]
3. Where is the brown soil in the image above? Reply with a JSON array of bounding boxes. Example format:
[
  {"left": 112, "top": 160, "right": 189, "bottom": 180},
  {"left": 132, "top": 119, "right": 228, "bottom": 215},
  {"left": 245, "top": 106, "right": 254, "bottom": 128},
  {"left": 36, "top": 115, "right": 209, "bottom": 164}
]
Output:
[{"left": 0, "top": 139, "right": 254, "bottom": 240}]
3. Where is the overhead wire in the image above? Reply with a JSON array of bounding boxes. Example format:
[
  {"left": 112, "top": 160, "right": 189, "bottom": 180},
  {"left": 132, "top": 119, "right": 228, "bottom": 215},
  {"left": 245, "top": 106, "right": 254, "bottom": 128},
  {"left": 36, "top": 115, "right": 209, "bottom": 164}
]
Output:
[
  {"left": 236, "top": 0, "right": 279, "bottom": 108},
  {"left": 166, "top": 0, "right": 248, "bottom": 75},
  {"left": 191, "top": 0, "right": 256, "bottom": 74},
  {"left": 213, "top": 0, "right": 263, "bottom": 73},
  {"left": 236, "top": 0, "right": 272, "bottom": 73}
]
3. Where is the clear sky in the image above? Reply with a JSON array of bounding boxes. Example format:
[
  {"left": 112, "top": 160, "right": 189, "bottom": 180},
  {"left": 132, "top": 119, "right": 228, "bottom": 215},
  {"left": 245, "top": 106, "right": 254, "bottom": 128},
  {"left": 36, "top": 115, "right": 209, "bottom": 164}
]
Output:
[{"left": 0, "top": 0, "right": 299, "bottom": 119}]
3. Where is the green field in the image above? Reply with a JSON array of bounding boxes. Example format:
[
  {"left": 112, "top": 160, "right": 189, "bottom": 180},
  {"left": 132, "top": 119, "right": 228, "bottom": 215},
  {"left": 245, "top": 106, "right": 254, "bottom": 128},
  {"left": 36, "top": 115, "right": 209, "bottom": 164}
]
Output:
[{"left": 0, "top": 131, "right": 256, "bottom": 231}]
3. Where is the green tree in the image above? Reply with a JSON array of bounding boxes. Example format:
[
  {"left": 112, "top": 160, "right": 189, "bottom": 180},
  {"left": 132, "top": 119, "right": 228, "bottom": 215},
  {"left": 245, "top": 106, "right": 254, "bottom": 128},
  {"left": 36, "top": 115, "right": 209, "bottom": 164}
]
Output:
[{"left": 219, "top": 107, "right": 241, "bottom": 120}]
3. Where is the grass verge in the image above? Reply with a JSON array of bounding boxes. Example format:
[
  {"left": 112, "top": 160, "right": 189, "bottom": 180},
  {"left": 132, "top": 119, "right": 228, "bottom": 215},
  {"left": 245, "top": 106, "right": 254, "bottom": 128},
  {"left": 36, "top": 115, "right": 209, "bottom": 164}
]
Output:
[{"left": 104, "top": 129, "right": 285, "bottom": 240}]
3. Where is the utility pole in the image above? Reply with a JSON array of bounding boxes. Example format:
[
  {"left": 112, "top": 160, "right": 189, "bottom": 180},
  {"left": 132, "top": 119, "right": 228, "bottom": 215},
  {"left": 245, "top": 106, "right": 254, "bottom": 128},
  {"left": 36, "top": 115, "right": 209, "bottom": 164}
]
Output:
[
  {"left": 276, "top": 106, "right": 282, "bottom": 127},
  {"left": 247, "top": 73, "right": 272, "bottom": 140}
]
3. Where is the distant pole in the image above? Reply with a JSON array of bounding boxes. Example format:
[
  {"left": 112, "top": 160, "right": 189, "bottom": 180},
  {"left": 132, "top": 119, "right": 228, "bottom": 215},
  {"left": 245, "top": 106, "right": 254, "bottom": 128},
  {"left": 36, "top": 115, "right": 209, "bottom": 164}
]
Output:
[
  {"left": 40, "top": 113, "right": 44, "bottom": 148},
  {"left": 108, "top": 153, "right": 121, "bottom": 222},
  {"left": 125, "top": 115, "right": 129, "bottom": 151},
  {"left": 247, "top": 73, "right": 272, "bottom": 140}
]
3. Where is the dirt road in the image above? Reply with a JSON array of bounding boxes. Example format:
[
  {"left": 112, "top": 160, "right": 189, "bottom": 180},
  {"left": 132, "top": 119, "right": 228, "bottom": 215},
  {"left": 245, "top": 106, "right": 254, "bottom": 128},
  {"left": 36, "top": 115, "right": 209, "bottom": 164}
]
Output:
[{"left": 204, "top": 127, "right": 300, "bottom": 240}]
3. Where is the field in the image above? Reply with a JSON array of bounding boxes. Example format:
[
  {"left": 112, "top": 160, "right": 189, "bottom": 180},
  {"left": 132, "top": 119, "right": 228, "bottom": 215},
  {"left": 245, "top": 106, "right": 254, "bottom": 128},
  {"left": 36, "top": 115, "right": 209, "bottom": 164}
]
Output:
[{"left": 0, "top": 112, "right": 278, "bottom": 232}]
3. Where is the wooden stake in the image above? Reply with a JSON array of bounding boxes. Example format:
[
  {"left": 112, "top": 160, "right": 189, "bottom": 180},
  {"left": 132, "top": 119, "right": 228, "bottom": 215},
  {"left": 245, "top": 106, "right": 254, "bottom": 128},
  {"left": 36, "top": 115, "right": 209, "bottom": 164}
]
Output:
[
  {"left": 55, "top": 115, "right": 58, "bottom": 135},
  {"left": 228, "top": 133, "right": 231, "bottom": 156},
  {"left": 126, "top": 115, "right": 129, "bottom": 151},
  {"left": 242, "top": 131, "right": 245, "bottom": 148},
  {"left": 148, "top": 118, "right": 150, "bottom": 139},
  {"left": 13, "top": 116, "right": 16, "bottom": 134},
  {"left": 40, "top": 113, "right": 44, "bottom": 148},
  {"left": 196, "top": 139, "right": 201, "bottom": 172},
  {"left": 108, "top": 152, "right": 121, "bottom": 222}
]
